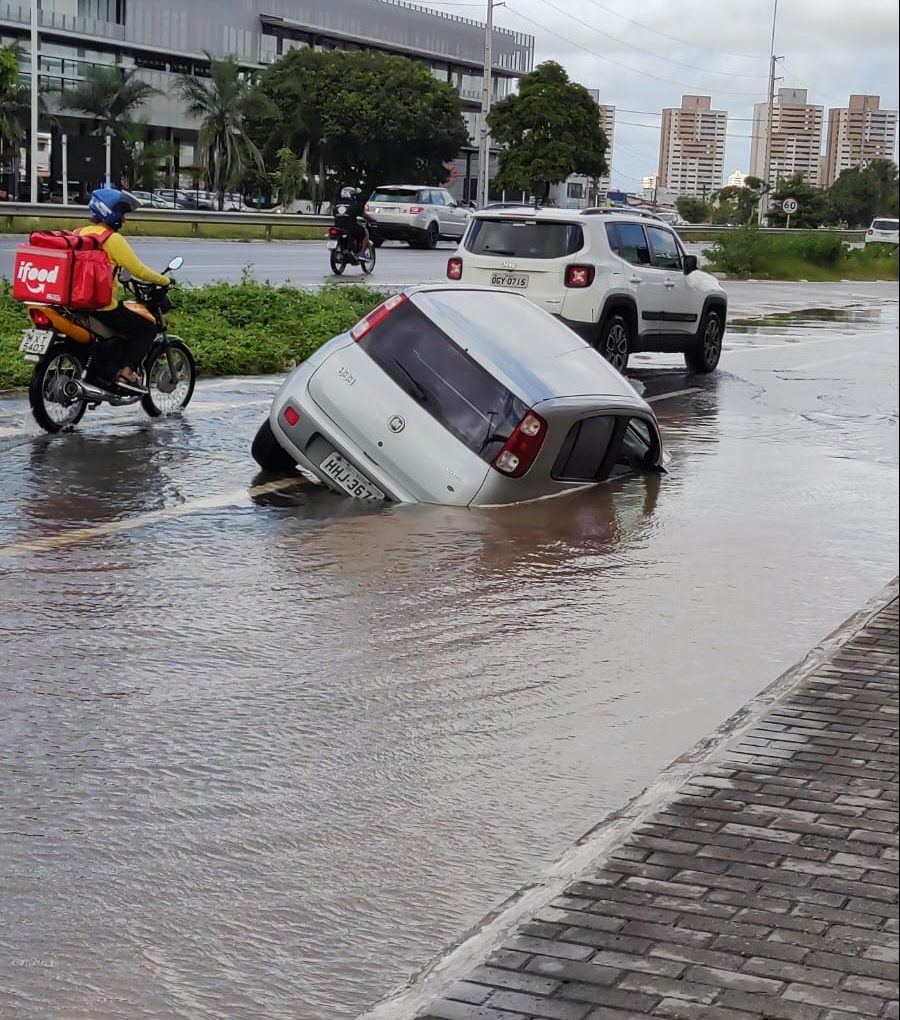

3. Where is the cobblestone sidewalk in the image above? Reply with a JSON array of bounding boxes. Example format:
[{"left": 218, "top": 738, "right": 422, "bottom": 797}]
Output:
[{"left": 414, "top": 588, "right": 899, "bottom": 1020}]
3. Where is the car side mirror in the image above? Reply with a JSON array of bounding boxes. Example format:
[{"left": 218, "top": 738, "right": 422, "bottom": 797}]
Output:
[{"left": 683, "top": 254, "right": 698, "bottom": 274}]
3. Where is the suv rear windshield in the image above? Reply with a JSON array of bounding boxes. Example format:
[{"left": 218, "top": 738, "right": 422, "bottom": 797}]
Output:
[
  {"left": 465, "top": 218, "right": 584, "bottom": 258},
  {"left": 358, "top": 300, "right": 527, "bottom": 461},
  {"left": 369, "top": 188, "right": 419, "bottom": 204},
  {"left": 872, "top": 219, "right": 899, "bottom": 232}
]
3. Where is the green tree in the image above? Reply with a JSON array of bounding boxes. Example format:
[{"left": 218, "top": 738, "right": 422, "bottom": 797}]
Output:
[
  {"left": 487, "top": 61, "right": 607, "bottom": 203},
  {"left": 676, "top": 196, "right": 711, "bottom": 223},
  {"left": 711, "top": 177, "right": 767, "bottom": 224},
  {"left": 826, "top": 160, "right": 899, "bottom": 227},
  {"left": 178, "top": 54, "right": 264, "bottom": 210},
  {"left": 255, "top": 49, "right": 467, "bottom": 205},
  {"left": 0, "top": 44, "right": 26, "bottom": 192},
  {"left": 270, "top": 146, "right": 306, "bottom": 210},
  {"left": 768, "top": 173, "right": 825, "bottom": 227}
]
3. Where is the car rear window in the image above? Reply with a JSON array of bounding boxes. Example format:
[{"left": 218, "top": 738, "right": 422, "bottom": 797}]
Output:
[
  {"left": 872, "top": 220, "right": 899, "bottom": 231},
  {"left": 369, "top": 189, "right": 419, "bottom": 204},
  {"left": 465, "top": 218, "right": 584, "bottom": 258},
  {"left": 358, "top": 300, "right": 527, "bottom": 462}
]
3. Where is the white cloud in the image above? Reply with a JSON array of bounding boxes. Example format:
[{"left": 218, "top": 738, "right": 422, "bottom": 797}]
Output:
[{"left": 420, "top": 0, "right": 900, "bottom": 187}]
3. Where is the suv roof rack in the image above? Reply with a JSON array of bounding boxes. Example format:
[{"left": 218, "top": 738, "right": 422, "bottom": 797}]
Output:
[{"left": 581, "top": 207, "right": 665, "bottom": 220}]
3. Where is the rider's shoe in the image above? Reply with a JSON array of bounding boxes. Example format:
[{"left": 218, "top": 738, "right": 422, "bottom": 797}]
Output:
[{"left": 115, "top": 370, "right": 148, "bottom": 395}]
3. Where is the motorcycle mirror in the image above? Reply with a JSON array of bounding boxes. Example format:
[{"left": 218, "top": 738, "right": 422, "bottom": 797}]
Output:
[
  {"left": 118, "top": 268, "right": 132, "bottom": 283},
  {"left": 165, "top": 256, "right": 184, "bottom": 272}
]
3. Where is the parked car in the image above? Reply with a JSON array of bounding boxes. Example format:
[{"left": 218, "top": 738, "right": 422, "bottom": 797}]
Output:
[
  {"left": 445, "top": 207, "right": 727, "bottom": 374},
  {"left": 365, "top": 185, "right": 469, "bottom": 248},
  {"left": 864, "top": 217, "right": 899, "bottom": 246},
  {"left": 251, "top": 286, "right": 666, "bottom": 507},
  {"left": 131, "top": 190, "right": 171, "bottom": 209}
]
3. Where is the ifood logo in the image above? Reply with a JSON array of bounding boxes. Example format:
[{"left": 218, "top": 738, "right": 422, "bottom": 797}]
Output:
[{"left": 16, "top": 261, "right": 60, "bottom": 295}]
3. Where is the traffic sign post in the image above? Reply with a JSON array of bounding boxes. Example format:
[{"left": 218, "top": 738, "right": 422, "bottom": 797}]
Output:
[{"left": 782, "top": 196, "right": 799, "bottom": 229}]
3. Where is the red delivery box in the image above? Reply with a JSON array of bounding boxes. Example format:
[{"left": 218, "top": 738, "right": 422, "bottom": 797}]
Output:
[{"left": 12, "top": 246, "right": 71, "bottom": 304}]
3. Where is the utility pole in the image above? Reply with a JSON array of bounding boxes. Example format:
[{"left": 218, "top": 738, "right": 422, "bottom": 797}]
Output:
[
  {"left": 757, "top": 0, "right": 779, "bottom": 226},
  {"left": 477, "top": 0, "right": 501, "bottom": 208},
  {"left": 29, "top": 0, "right": 38, "bottom": 204}
]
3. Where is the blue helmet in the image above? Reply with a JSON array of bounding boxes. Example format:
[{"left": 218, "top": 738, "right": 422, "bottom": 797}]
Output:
[{"left": 88, "top": 188, "right": 141, "bottom": 229}]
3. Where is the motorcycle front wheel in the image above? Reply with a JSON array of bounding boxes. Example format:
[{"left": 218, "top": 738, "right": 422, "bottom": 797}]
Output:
[
  {"left": 330, "top": 248, "right": 347, "bottom": 275},
  {"left": 28, "top": 343, "right": 88, "bottom": 433},
  {"left": 141, "top": 338, "right": 196, "bottom": 417}
]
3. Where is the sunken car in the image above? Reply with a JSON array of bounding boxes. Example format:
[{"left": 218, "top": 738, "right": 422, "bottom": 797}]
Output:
[{"left": 251, "top": 287, "right": 667, "bottom": 507}]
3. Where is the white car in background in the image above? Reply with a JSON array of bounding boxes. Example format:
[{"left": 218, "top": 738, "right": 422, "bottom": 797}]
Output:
[
  {"left": 365, "top": 185, "right": 469, "bottom": 249},
  {"left": 864, "top": 218, "right": 899, "bottom": 245}
]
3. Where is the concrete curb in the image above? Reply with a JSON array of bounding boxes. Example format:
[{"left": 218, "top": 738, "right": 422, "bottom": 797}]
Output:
[{"left": 357, "top": 575, "right": 900, "bottom": 1020}]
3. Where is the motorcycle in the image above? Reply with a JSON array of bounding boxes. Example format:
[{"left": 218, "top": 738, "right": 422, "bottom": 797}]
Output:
[
  {"left": 19, "top": 256, "right": 196, "bottom": 434},
  {"left": 327, "top": 222, "right": 376, "bottom": 276}
]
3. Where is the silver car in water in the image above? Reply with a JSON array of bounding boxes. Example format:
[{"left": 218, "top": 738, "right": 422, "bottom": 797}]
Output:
[{"left": 251, "top": 287, "right": 667, "bottom": 507}]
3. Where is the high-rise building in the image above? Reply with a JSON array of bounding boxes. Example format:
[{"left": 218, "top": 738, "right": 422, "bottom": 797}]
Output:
[
  {"left": 823, "top": 95, "right": 898, "bottom": 187},
  {"left": 727, "top": 170, "right": 748, "bottom": 188},
  {"left": 658, "top": 95, "right": 726, "bottom": 198},
  {"left": 750, "top": 88, "right": 824, "bottom": 188}
]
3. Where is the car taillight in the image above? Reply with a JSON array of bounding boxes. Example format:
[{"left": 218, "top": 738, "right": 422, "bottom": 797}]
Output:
[
  {"left": 351, "top": 293, "right": 408, "bottom": 341},
  {"left": 29, "top": 308, "right": 51, "bottom": 327},
  {"left": 409, "top": 205, "right": 423, "bottom": 214},
  {"left": 492, "top": 411, "right": 547, "bottom": 478},
  {"left": 565, "top": 264, "right": 595, "bottom": 288},
  {"left": 447, "top": 257, "right": 463, "bottom": 280},
  {"left": 364, "top": 203, "right": 372, "bottom": 214},
  {"left": 867, "top": 228, "right": 874, "bottom": 234},
  {"left": 284, "top": 406, "right": 300, "bottom": 427}
]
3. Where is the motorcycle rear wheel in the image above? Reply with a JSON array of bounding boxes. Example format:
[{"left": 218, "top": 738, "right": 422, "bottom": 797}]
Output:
[
  {"left": 28, "top": 343, "right": 88, "bottom": 433},
  {"left": 141, "top": 338, "right": 196, "bottom": 417}
]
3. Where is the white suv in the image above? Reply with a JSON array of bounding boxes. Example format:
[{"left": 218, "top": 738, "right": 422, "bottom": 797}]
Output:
[
  {"left": 864, "top": 218, "right": 899, "bottom": 246},
  {"left": 446, "top": 208, "right": 727, "bottom": 373}
]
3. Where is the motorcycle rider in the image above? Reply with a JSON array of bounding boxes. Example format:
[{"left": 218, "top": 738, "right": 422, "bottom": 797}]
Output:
[
  {"left": 78, "top": 188, "right": 172, "bottom": 394},
  {"left": 332, "top": 186, "right": 374, "bottom": 257}
]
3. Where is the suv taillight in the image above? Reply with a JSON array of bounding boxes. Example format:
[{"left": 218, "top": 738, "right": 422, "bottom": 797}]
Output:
[
  {"left": 351, "top": 293, "right": 408, "bottom": 341},
  {"left": 447, "top": 257, "right": 463, "bottom": 280},
  {"left": 364, "top": 203, "right": 372, "bottom": 214},
  {"left": 492, "top": 411, "right": 547, "bottom": 478},
  {"left": 29, "top": 307, "right": 52, "bottom": 327},
  {"left": 409, "top": 205, "right": 423, "bottom": 214},
  {"left": 565, "top": 264, "right": 595, "bottom": 288}
]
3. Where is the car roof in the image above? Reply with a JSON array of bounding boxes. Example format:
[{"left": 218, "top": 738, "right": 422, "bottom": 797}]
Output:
[
  {"left": 408, "top": 287, "right": 645, "bottom": 406},
  {"left": 469, "top": 207, "right": 674, "bottom": 227},
  {"left": 370, "top": 184, "right": 436, "bottom": 191}
]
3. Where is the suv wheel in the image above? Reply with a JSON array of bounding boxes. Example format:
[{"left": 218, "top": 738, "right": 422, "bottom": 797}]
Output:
[
  {"left": 597, "top": 313, "right": 631, "bottom": 373},
  {"left": 684, "top": 309, "right": 723, "bottom": 374}
]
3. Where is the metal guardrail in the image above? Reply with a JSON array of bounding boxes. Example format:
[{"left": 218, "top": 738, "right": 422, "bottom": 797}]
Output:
[
  {"left": 1, "top": 202, "right": 332, "bottom": 235},
  {"left": 676, "top": 224, "right": 867, "bottom": 242}
]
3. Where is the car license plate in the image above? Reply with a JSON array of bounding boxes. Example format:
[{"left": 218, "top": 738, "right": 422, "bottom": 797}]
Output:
[
  {"left": 319, "top": 452, "right": 384, "bottom": 501},
  {"left": 490, "top": 273, "right": 529, "bottom": 289},
  {"left": 19, "top": 329, "right": 54, "bottom": 356}
]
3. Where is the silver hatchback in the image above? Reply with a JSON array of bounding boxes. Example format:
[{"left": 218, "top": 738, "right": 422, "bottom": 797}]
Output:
[
  {"left": 365, "top": 185, "right": 469, "bottom": 249},
  {"left": 251, "top": 287, "right": 667, "bottom": 507}
]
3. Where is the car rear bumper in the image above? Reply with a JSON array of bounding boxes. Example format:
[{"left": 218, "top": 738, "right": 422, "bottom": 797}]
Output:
[{"left": 371, "top": 222, "right": 430, "bottom": 242}]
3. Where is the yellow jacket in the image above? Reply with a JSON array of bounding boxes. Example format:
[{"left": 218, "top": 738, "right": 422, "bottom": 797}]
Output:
[{"left": 77, "top": 223, "right": 170, "bottom": 311}]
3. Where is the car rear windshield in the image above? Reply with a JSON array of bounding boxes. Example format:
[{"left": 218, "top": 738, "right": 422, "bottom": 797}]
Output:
[
  {"left": 369, "top": 189, "right": 419, "bottom": 204},
  {"left": 872, "top": 220, "right": 899, "bottom": 231},
  {"left": 358, "top": 300, "right": 527, "bottom": 461},
  {"left": 465, "top": 218, "right": 585, "bottom": 258}
]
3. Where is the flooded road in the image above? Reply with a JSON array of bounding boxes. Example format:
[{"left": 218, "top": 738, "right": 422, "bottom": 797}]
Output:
[{"left": 1, "top": 295, "right": 898, "bottom": 1019}]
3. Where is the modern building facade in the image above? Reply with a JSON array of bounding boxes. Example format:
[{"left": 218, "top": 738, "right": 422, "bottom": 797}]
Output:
[
  {"left": 823, "top": 94, "right": 898, "bottom": 188},
  {"left": 750, "top": 88, "right": 824, "bottom": 188},
  {"left": 657, "top": 94, "right": 726, "bottom": 198},
  {"left": 1, "top": 0, "right": 534, "bottom": 199}
]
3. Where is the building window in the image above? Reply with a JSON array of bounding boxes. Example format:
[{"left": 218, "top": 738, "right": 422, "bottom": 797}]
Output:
[
  {"left": 567, "top": 182, "right": 585, "bottom": 199},
  {"left": 78, "top": 0, "right": 127, "bottom": 24}
]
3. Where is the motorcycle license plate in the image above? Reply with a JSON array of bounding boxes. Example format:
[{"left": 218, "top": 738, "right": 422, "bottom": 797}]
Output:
[
  {"left": 327, "top": 241, "right": 338, "bottom": 250},
  {"left": 19, "top": 329, "right": 54, "bottom": 356}
]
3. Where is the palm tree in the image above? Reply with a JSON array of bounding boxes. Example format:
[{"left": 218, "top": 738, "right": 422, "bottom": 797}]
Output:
[
  {"left": 1, "top": 42, "right": 53, "bottom": 199},
  {"left": 177, "top": 54, "right": 264, "bottom": 210},
  {"left": 60, "top": 63, "right": 157, "bottom": 142}
]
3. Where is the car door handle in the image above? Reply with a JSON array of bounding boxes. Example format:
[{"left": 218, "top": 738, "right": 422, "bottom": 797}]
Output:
[
  {"left": 628, "top": 276, "right": 642, "bottom": 284},
  {"left": 664, "top": 280, "right": 676, "bottom": 288}
]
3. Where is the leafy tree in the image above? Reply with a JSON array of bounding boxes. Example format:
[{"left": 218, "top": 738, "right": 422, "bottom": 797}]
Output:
[
  {"left": 255, "top": 49, "right": 468, "bottom": 205},
  {"left": 676, "top": 196, "right": 711, "bottom": 223},
  {"left": 60, "top": 63, "right": 157, "bottom": 150},
  {"left": 128, "top": 134, "right": 176, "bottom": 191},
  {"left": 270, "top": 145, "right": 306, "bottom": 209},
  {"left": 768, "top": 173, "right": 825, "bottom": 227},
  {"left": 711, "top": 176, "right": 767, "bottom": 225},
  {"left": 487, "top": 61, "right": 607, "bottom": 202},
  {"left": 826, "top": 160, "right": 899, "bottom": 227},
  {"left": 2, "top": 42, "right": 55, "bottom": 195},
  {"left": 178, "top": 54, "right": 264, "bottom": 210}
]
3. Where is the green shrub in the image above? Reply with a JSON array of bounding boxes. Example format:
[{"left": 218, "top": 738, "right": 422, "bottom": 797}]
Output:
[{"left": 0, "top": 279, "right": 387, "bottom": 390}]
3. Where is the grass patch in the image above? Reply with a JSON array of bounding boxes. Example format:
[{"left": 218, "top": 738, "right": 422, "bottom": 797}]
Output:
[
  {"left": 704, "top": 226, "right": 899, "bottom": 280},
  {"left": 0, "top": 215, "right": 327, "bottom": 241},
  {"left": 0, "top": 279, "right": 386, "bottom": 390}
]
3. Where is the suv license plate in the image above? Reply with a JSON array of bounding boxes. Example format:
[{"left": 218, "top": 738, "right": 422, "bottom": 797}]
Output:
[
  {"left": 19, "top": 329, "right": 54, "bottom": 356},
  {"left": 490, "top": 273, "right": 529, "bottom": 289},
  {"left": 319, "top": 452, "right": 384, "bottom": 501}
]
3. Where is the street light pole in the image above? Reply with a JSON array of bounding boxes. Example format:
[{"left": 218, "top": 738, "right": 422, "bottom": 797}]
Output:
[
  {"left": 477, "top": 0, "right": 497, "bottom": 208},
  {"left": 29, "top": 0, "right": 38, "bottom": 204},
  {"left": 757, "top": 0, "right": 778, "bottom": 226}
]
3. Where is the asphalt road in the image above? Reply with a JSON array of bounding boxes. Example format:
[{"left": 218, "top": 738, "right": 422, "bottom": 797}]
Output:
[{"left": 1, "top": 284, "right": 898, "bottom": 1019}]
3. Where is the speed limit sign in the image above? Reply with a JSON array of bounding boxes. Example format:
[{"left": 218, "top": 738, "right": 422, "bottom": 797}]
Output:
[{"left": 781, "top": 196, "right": 799, "bottom": 214}]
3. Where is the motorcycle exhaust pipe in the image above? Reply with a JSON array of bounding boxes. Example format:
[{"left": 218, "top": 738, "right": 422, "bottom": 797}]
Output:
[{"left": 64, "top": 379, "right": 114, "bottom": 403}]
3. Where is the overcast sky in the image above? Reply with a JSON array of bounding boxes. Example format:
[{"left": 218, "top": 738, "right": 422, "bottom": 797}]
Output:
[{"left": 420, "top": 0, "right": 900, "bottom": 190}]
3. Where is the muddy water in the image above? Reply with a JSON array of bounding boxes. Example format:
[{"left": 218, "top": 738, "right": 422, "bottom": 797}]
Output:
[{"left": 0, "top": 307, "right": 897, "bottom": 1019}]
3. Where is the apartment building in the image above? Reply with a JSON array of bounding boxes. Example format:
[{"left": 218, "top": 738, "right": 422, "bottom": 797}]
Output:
[
  {"left": 657, "top": 95, "right": 726, "bottom": 198},
  {"left": 823, "top": 94, "right": 898, "bottom": 187},
  {"left": 750, "top": 88, "right": 824, "bottom": 188}
]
